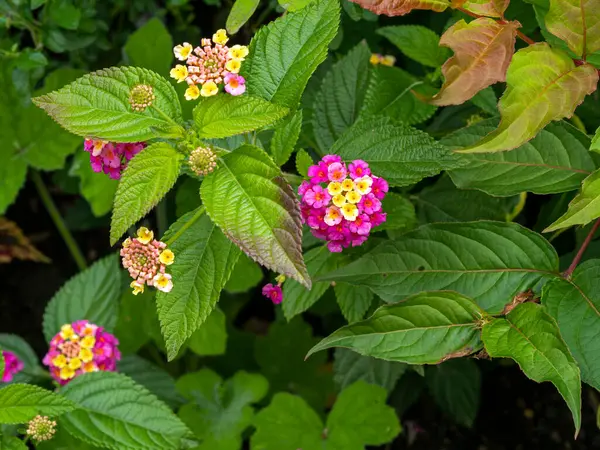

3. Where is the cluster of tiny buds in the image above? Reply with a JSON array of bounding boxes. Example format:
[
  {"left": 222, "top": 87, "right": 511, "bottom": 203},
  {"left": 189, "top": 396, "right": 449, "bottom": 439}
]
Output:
[
  {"left": 189, "top": 146, "right": 217, "bottom": 176},
  {"left": 26, "top": 415, "right": 57, "bottom": 442},
  {"left": 129, "top": 84, "right": 155, "bottom": 112}
]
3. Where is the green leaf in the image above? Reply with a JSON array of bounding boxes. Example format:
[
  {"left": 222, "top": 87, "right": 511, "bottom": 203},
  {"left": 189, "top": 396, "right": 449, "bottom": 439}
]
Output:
[
  {"left": 193, "top": 95, "right": 289, "bottom": 139},
  {"left": 33, "top": 67, "right": 184, "bottom": 142},
  {"left": 114, "top": 289, "right": 153, "bottom": 355},
  {"left": 295, "top": 149, "right": 313, "bottom": 177},
  {"left": 201, "top": 145, "right": 310, "bottom": 287},
  {"left": 333, "top": 348, "right": 406, "bottom": 392},
  {"left": 188, "top": 308, "right": 228, "bottom": 356},
  {"left": 542, "top": 260, "right": 600, "bottom": 391},
  {"left": 546, "top": 0, "right": 600, "bottom": 58},
  {"left": 544, "top": 169, "right": 600, "bottom": 232},
  {"left": 270, "top": 110, "right": 303, "bottom": 166},
  {"left": 124, "top": 18, "right": 173, "bottom": 76},
  {"left": 377, "top": 193, "right": 417, "bottom": 233},
  {"left": 0, "top": 351, "right": 4, "bottom": 382},
  {"left": 43, "top": 254, "right": 121, "bottom": 342},
  {"left": 425, "top": 359, "right": 480, "bottom": 427},
  {"left": 482, "top": 303, "right": 581, "bottom": 434},
  {"left": 110, "top": 142, "right": 182, "bottom": 244},
  {"left": 0, "top": 335, "right": 42, "bottom": 384},
  {"left": 308, "top": 291, "right": 484, "bottom": 364},
  {"left": 71, "top": 150, "right": 118, "bottom": 217},
  {"left": 318, "top": 221, "right": 558, "bottom": 312},
  {"left": 334, "top": 282, "right": 374, "bottom": 323},
  {"left": 243, "top": 0, "right": 340, "bottom": 108},
  {"left": 313, "top": 42, "right": 371, "bottom": 152},
  {"left": 377, "top": 25, "right": 449, "bottom": 67},
  {"left": 0, "top": 384, "right": 76, "bottom": 424},
  {"left": 470, "top": 86, "right": 498, "bottom": 115},
  {"left": 60, "top": 372, "right": 191, "bottom": 450},
  {"left": 224, "top": 252, "right": 264, "bottom": 293},
  {"left": 331, "top": 116, "right": 460, "bottom": 187},
  {"left": 361, "top": 66, "right": 437, "bottom": 125},
  {"left": 0, "top": 150, "right": 27, "bottom": 214},
  {"left": 458, "top": 43, "right": 598, "bottom": 153},
  {"left": 176, "top": 369, "right": 268, "bottom": 448},
  {"left": 444, "top": 119, "right": 595, "bottom": 196},
  {"left": 0, "top": 436, "right": 27, "bottom": 450},
  {"left": 47, "top": 0, "right": 80, "bottom": 29},
  {"left": 156, "top": 209, "right": 240, "bottom": 360},
  {"left": 226, "top": 0, "right": 260, "bottom": 34}
]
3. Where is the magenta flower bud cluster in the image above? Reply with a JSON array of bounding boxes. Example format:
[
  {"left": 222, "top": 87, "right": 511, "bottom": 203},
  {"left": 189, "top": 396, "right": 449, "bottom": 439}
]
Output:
[
  {"left": 42, "top": 320, "right": 120, "bottom": 385},
  {"left": 83, "top": 139, "right": 146, "bottom": 180},
  {"left": 1, "top": 350, "right": 23, "bottom": 382},
  {"left": 299, "top": 155, "right": 388, "bottom": 253}
]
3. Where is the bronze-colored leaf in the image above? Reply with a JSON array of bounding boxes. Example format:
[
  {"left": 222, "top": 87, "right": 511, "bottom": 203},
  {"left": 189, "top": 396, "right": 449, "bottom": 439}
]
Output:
[
  {"left": 452, "top": 0, "right": 509, "bottom": 17},
  {"left": 349, "top": 0, "right": 450, "bottom": 16},
  {"left": 0, "top": 218, "right": 50, "bottom": 264}
]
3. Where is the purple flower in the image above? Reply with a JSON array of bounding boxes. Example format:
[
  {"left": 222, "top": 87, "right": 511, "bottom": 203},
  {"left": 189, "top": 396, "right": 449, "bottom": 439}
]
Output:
[
  {"left": 349, "top": 214, "right": 372, "bottom": 235},
  {"left": 348, "top": 160, "right": 371, "bottom": 179},
  {"left": 307, "top": 162, "right": 329, "bottom": 184},
  {"left": 322, "top": 155, "right": 342, "bottom": 165},
  {"left": 1, "top": 351, "right": 24, "bottom": 383},
  {"left": 298, "top": 180, "right": 311, "bottom": 196},
  {"left": 371, "top": 176, "right": 389, "bottom": 200},
  {"left": 262, "top": 283, "right": 283, "bottom": 304},
  {"left": 303, "top": 185, "right": 331, "bottom": 208},
  {"left": 224, "top": 73, "right": 246, "bottom": 96},
  {"left": 327, "top": 162, "right": 347, "bottom": 182},
  {"left": 359, "top": 194, "right": 381, "bottom": 215}
]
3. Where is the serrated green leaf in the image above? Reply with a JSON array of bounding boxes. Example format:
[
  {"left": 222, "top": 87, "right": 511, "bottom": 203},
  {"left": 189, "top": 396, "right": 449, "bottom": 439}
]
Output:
[
  {"left": 114, "top": 289, "right": 152, "bottom": 356},
  {"left": 60, "top": 372, "right": 191, "bottom": 450},
  {"left": 295, "top": 149, "right": 313, "bottom": 177},
  {"left": 377, "top": 25, "right": 449, "bottom": 67},
  {"left": 334, "top": 282, "right": 374, "bottom": 323},
  {"left": 313, "top": 42, "right": 371, "bottom": 152},
  {"left": 0, "top": 150, "right": 27, "bottom": 215},
  {"left": 110, "top": 142, "right": 182, "bottom": 244},
  {"left": 193, "top": 95, "right": 289, "bottom": 139},
  {"left": 459, "top": 43, "right": 598, "bottom": 153},
  {"left": 317, "top": 221, "right": 558, "bottom": 313},
  {"left": 445, "top": 119, "right": 594, "bottom": 196},
  {"left": 378, "top": 193, "right": 417, "bottom": 232},
  {"left": 157, "top": 209, "right": 240, "bottom": 360},
  {"left": 542, "top": 260, "right": 600, "bottom": 391},
  {"left": 201, "top": 145, "right": 310, "bottom": 287},
  {"left": 308, "top": 291, "right": 484, "bottom": 363},
  {"left": 425, "top": 359, "right": 480, "bottom": 427},
  {"left": 33, "top": 67, "right": 184, "bottom": 142},
  {"left": 243, "top": 0, "right": 340, "bottom": 108},
  {"left": 271, "top": 110, "right": 303, "bottom": 166},
  {"left": 332, "top": 117, "right": 459, "bottom": 187},
  {"left": 361, "top": 66, "right": 437, "bottom": 125},
  {"left": 544, "top": 169, "right": 600, "bottom": 232},
  {"left": 333, "top": 348, "right": 406, "bottom": 392},
  {"left": 188, "top": 308, "right": 228, "bottom": 356},
  {"left": 482, "top": 303, "right": 581, "bottom": 435},
  {"left": 226, "top": 0, "right": 260, "bottom": 34},
  {"left": 224, "top": 252, "right": 264, "bottom": 293},
  {"left": 71, "top": 150, "right": 118, "bottom": 217},
  {"left": 124, "top": 18, "right": 173, "bottom": 76},
  {"left": 0, "top": 384, "right": 76, "bottom": 424},
  {"left": 0, "top": 335, "right": 42, "bottom": 384},
  {"left": 43, "top": 254, "right": 120, "bottom": 342},
  {"left": 546, "top": 0, "right": 600, "bottom": 58}
]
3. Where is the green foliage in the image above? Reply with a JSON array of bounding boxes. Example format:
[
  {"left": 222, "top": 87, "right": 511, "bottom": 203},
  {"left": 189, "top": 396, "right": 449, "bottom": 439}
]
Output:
[
  {"left": 333, "top": 348, "right": 407, "bottom": 392},
  {"left": 226, "top": 0, "right": 261, "bottom": 34},
  {"left": 225, "top": 253, "right": 264, "bottom": 293},
  {"left": 270, "top": 110, "right": 303, "bottom": 166},
  {"left": 124, "top": 18, "right": 173, "bottom": 76},
  {"left": 377, "top": 25, "right": 449, "bottom": 67},
  {"left": 0, "top": 384, "right": 75, "bottom": 424},
  {"left": 71, "top": 151, "right": 118, "bottom": 217},
  {"left": 334, "top": 282, "right": 374, "bottom": 323},
  {"left": 0, "top": 335, "right": 42, "bottom": 384},
  {"left": 188, "top": 308, "right": 228, "bottom": 356}
]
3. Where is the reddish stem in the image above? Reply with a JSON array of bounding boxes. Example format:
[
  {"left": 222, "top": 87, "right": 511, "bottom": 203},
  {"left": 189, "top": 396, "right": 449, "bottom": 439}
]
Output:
[
  {"left": 516, "top": 30, "right": 536, "bottom": 45},
  {"left": 564, "top": 218, "right": 600, "bottom": 279}
]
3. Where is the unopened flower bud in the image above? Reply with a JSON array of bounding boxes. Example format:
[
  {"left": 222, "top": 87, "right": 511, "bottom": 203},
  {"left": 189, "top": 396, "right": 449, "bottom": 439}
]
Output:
[
  {"left": 129, "top": 84, "right": 155, "bottom": 112},
  {"left": 189, "top": 146, "right": 217, "bottom": 176},
  {"left": 26, "top": 415, "right": 57, "bottom": 442}
]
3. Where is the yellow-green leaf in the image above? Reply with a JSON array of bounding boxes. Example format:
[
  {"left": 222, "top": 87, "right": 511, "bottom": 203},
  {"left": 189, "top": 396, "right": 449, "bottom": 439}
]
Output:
[
  {"left": 458, "top": 43, "right": 598, "bottom": 153},
  {"left": 546, "top": 0, "right": 600, "bottom": 58},
  {"left": 348, "top": 0, "right": 449, "bottom": 16},
  {"left": 452, "top": 0, "right": 509, "bottom": 17}
]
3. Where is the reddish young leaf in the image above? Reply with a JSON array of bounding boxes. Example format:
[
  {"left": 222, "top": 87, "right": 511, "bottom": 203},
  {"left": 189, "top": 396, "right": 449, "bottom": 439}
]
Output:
[
  {"left": 452, "top": 0, "right": 509, "bottom": 18},
  {"left": 349, "top": 0, "right": 450, "bottom": 16},
  {"left": 427, "top": 18, "right": 519, "bottom": 106},
  {"left": 546, "top": 0, "right": 600, "bottom": 58}
]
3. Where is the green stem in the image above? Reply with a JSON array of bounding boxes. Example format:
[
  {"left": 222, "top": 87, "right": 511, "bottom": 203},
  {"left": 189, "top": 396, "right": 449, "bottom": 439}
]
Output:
[
  {"left": 156, "top": 200, "right": 168, "bottom": 237},
  {"left": 571, "top": 114, "right": 587, "bottom": 134},
  {"left": 164, "top": 206, "right": 205, "bottom": 246},
  {"left": 31, "top": 170, "right": 88, "bottom": 271},
  {"left": 149, "top": 104, "right": 186, "bottom": 135}
]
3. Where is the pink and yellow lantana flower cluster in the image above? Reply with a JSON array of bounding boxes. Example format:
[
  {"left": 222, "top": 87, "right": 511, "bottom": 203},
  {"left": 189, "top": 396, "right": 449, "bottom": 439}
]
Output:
[
  {"left": 1, "top": 350, "right": 24, "bottom": 382},
  {"left": 43, "top": 320, "right": 120, "bottom": 385},
  {"left": 170, "top": 29, "right": 248, "bottom": 100},
  {"left": 369, "top": 53, "right": 396, "bottom": 66},
  {"left": 120, "top": 227, "right": 175, "bottom": 295},
  {"left": 83, "top": 139, "right": 146, "bottom": 180},
  {"left": 300, "top": 155, "right": 388, "bottom": 253}
]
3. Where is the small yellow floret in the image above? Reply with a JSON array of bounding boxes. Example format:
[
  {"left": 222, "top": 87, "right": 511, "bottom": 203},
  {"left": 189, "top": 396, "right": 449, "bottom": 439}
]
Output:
[
  {"left": 327, "top": 182, "right": 343, "bottom": 196},
  {"left": 131, "top": 280, "right": 145, "bottom": 295},
  {"left": 170, "top": 65, "right": 188, "bottom": 83},
  {"left": 69, "top": 358, "right": 82, "bottom": 370},
  {"left": 60, "top": 324, "right": 74, "bottom": 340},
  {"left": 228, "top": 45, "right": 249, "bottom": 60},
  {"left": 332, "top": 194, "right": 347, "bottom": 208},
  {"left": 341, "top": 179, "right": 354, "bottom": 191},
  {"left": 173, "top": 42, "right": 193, "bottom": 61},
  {"left": 341, "top": 203, "right": 359, "bottom": 221},
  {"left": 137, "top": 227, "right": 154, "bottom": 244},
  {"left": 225, "top": 59, "right": 241, "bottom": 74},
  {"left": 52, "top": 355, "right": 67, "bottom": 369},
  {"left": 60, "top": 366, "right": 75, "bottom": 380},
  {"left": 79, "top": 348, "right": 94, "bottom": 363},
  {"left": 185, "top": 84, "right": 200, "bottom": 101},
  {"left": 370, "top": 54, "right": 381, "bottom": 65},
  {"left": 201, "top": 81, "right": 219, "bottom": 97},
  {"left": 159, "top": 249, "right": 175, "bottom": 265},
  {"left": 83, "top": 362, "right": 96, "bottom": 373},
  {"left": 354, "top": 176, "right": 373, "bottom": 195},
  {"left": 213, "top": 29, "right": 229, "bottom": 45},
  {"left": 346, "top": 191, "right": 361, "bottom": 204},
  {"left": 80, "top": 336, "right": 96, "bottom": 349},
  {"left": 381, "top": 55, "right": 396, "bottom": 67}
]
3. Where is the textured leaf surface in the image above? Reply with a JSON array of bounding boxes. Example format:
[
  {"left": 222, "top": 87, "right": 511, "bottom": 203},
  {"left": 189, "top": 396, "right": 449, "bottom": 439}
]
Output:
[
  {"left": 0, "top": 384, "right": 75, "bottom": 424},
  {"left": 201, "top": 145, "right": 310, "bottom": 287},
  {"left": 332, "top": 116, "right": 460, "bottom": 187},
  {"left": 157, "top": 209, "right": 240, "bottom": 360},
  {"left": 542, "top": 260, "right": 600, "bottom": 390},
  {"left": 43, "top": 255, "right": 120, "bottom": 342},
  {"left": 33, "top": 66, "right": 184, "bottom": 141},
  {"left": 428, "top": 18, "right": 518, "bottom": 106},
  {"left": 193, "top": 95, "right": 289, "bottom": 139},
  {"left": 377, "top": 25, "right": 449, "bottom": 67},
  {"left": 110, "top": 142, "right": 182, "bottom": 244},
  {"left": 270, "top": 110, "right": 303, "bottom": 166},
  {"left": 60, "top": 372, "right": 190, "bottom": 450},
  {"left": 308, "top": 291, "right": 484, "bottom": 363},
  {"left": 226, "top": 0, "right": 260, "bottom": 34},
  {"left": 333, "top": 348, "right": 406, "bottom": 392},
  {"left": 243, "top": 0, "right": 340, "bottom": 107},
  {"left": 313, "top": 42, "right": 371, "bottom": 152},
  {"left": 319, "top": 221, "right": 558, "bottom": 312},
  {"left": 123, "top": 18, "right": 172, "bottom": 76},
  {"left": 546, "top": 0, "right": 600, "bottom": 57},
  {"left": 459, "top": 44, "right": 598, "bottom": 153},
  {"left": 482, "top": 303, "right": 581, "bottom": 434},
  {"left": 544, "top": 169, "right": 600, "bottom": 231},
  {"left": 455, "top": 0, "right": 510, "bottom": 17},
  {"left": 334, "top": 283, "right": 374, "bottom": 323},
  {"left": 444, "top": 119, "right": 594, "bottom": 196},
  {"left": 348, "top": 0, "right": 450, "bottom": 15}
]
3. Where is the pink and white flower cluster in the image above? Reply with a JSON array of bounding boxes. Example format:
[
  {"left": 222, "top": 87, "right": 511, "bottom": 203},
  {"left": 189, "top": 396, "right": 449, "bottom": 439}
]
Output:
[
  {"left": 299, "top": 155, "right": 388, "bottom": 253},
  {"left": 1, "top": 350, "right": 24, "bottom": 382},
  {"left": 83, "top": 139, "right": 145, "bottom": 180},
  {"left": 43, "top": 320, "right": 120, "bottom": 385}
]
